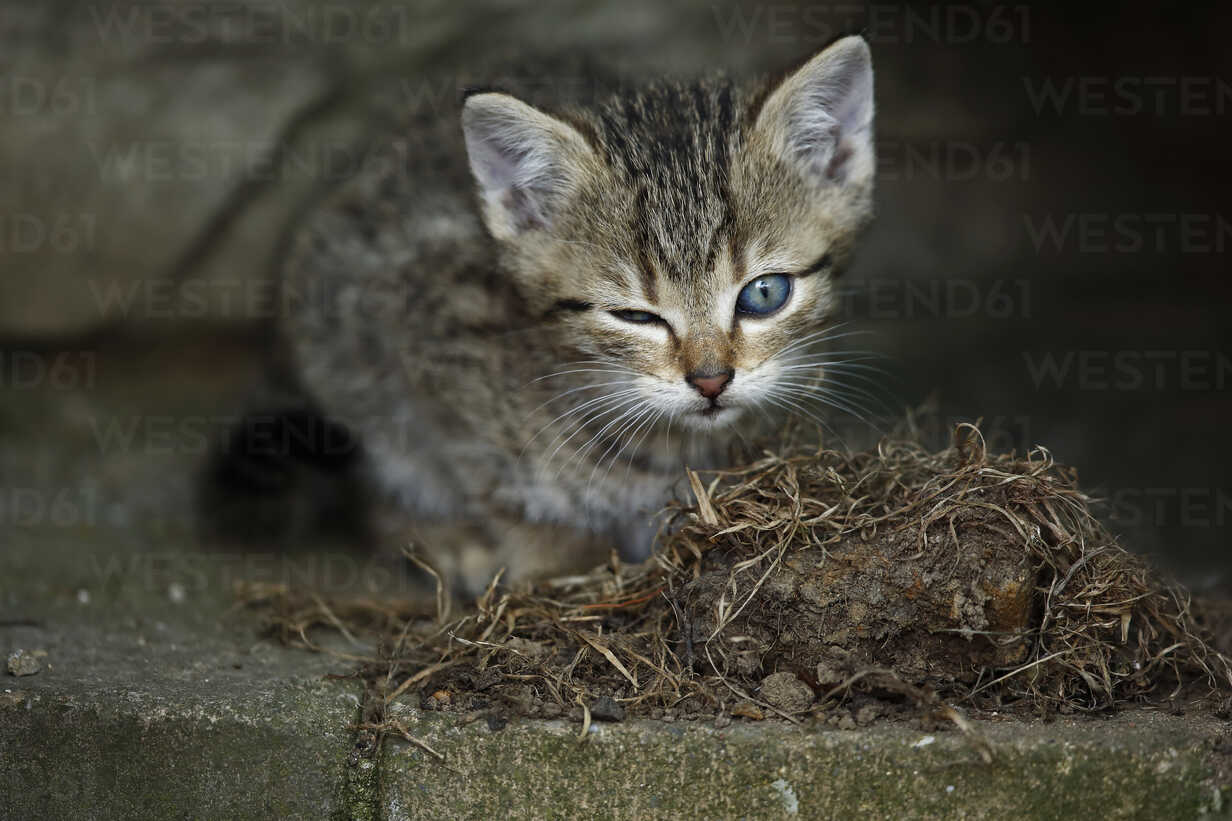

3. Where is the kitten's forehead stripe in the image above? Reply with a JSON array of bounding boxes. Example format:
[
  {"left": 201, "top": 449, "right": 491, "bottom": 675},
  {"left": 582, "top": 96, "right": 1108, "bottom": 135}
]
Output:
[
  {"left": 701, "top": 214, "right": 731, "bottom": 287},
  {"left": 635, "top": 244, "right": 659, "bottom": 304},
  {"left": 728, "top": 233, "right": 746, "bottom": 286},
  {"left": 591, "top": 79, "right": 742, "bottom": 285}
]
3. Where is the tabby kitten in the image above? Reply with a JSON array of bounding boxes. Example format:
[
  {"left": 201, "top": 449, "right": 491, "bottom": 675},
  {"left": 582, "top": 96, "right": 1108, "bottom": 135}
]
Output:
[{"left": 273, "top": 35, "right": 875, "bottom": 592}]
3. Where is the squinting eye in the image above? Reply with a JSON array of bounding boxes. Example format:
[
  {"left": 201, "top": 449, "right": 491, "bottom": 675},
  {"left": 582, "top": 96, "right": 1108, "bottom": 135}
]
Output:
[
  {"left": 736, "top": 274, "right": 792, "bottom": 316},
  {"left": 610, "top": 309, "right": 663, "bottom": 325}
]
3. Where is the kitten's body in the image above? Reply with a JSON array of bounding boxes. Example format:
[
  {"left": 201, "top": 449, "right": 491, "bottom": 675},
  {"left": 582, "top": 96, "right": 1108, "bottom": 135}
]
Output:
[{"left": 256, "top": 38, "right": 875, "bottom": 588}]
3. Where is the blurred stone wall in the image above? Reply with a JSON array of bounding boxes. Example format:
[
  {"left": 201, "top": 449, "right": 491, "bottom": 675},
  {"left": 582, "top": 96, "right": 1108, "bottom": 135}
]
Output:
[{"left": 0, "top": 0, "right": 795, "bottom": 337}]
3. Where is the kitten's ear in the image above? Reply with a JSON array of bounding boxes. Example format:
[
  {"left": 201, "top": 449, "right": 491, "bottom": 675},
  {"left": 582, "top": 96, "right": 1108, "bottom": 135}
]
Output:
[
  {"left": 461, "top": 92, "right": 597, "bottom": 240},
  {"left": 752, "top": 35, "right": 874, "bottom": 187}
]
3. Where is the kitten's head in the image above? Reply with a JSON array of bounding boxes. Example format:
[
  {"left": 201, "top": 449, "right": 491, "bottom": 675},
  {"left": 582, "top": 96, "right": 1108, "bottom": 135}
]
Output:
[{"left": 462, "top": 36, "right": 874, "bottom": 432}]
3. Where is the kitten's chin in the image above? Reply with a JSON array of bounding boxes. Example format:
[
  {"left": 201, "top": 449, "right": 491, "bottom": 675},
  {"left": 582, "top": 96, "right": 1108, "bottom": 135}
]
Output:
[{"left": 676, "top": 404, "right": 743, "bottom": 433}]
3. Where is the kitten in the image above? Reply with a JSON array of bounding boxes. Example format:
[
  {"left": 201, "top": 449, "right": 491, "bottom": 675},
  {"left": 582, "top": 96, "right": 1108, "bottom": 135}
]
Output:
[{"left": 213, "top": 36, "right": 875, "bottom": 593}]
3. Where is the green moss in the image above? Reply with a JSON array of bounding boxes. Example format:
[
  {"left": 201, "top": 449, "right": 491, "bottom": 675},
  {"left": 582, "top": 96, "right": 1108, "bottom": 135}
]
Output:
[
  {"left": 0, "top": 681, "right": 361, "bottom": 820},
  {"left": 377, "top": 710, "right": 1222, "bottom": 819},
  {"left": 333, "top": 756, "right": 381, "bottom": 821},
  {"left": 3, "top": 674, "right": 1225, "bottom": 819}
]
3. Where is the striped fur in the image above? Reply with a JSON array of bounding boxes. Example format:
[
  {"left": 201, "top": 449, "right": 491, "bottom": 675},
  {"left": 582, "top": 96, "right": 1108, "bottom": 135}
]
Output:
[{"left": 279, "top": 36, "right": 875, "bottom": 592}]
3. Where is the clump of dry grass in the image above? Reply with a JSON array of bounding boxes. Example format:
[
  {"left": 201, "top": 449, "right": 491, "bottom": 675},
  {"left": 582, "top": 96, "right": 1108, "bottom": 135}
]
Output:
[
  {"left": 666, "top": 423, "right": 1232, "bottom": 711},
  {"left": 237, "top": 423, "right": 1232, "bottom": 730}
]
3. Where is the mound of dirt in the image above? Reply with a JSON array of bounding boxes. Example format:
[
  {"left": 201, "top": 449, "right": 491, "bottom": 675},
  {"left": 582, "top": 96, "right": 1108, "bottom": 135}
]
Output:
[{"left": 240, "top": 424, "right": 1232, "bottom": 735}]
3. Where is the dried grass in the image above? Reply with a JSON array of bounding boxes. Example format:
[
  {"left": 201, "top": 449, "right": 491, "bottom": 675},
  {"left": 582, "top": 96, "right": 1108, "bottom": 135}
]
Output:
[{"left": 236, "top": 422, "right": 1232, "bottom": 732}]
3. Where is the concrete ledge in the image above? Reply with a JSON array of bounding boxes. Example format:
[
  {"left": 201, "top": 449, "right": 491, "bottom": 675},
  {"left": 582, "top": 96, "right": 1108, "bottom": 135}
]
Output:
[
  {"left": 0, "top": 620, "right": 362, "bottom": 820},
  {"left": 3, "top": 418, "right": 1229, "bottom": 818},
  {"left": 380, "top": 707, "right": 1230, "bottom": 820},
  {"left": 3, "top": 519, "right": 1229, "bottom": 819}
]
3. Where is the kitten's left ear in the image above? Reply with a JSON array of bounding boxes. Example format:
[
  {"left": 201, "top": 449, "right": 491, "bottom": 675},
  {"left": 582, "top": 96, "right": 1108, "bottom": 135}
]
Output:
[
  {"left": 753, "top": 35, "right": 874, "bottom": 187},
  {"left": 461, "top": 92, "right": 598, "bottom": 241}
]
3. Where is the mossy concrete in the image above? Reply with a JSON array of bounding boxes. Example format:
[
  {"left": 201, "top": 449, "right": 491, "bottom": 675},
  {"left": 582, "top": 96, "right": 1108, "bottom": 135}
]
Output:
[
  {"left": 4, "top": 479, "right": 1232, "bottom": 820},
  {"left": 0, "top": 615, "right": 363, "bottom": 820},
  {"left": 380, "top": 706, "right": 1231, "bottom": 820},
  {"left": 0, "top": 334, "right": 380, "bottom": 820},
  {"left": 0, "top": 487, "right": 367, "bottom": 819},
  {"left": 4, "top": 519, "right": 1232, "bottom": 820}
]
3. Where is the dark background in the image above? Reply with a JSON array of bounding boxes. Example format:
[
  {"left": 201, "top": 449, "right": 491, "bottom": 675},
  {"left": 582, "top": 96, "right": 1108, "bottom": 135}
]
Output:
[{"left": 1, "top": 0, "right": 1229, "bottom": 589}]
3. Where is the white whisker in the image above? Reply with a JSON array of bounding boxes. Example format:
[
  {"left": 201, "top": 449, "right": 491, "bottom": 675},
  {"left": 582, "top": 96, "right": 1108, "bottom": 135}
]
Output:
[
  {"left": 763, "top": 393, "right": 838, "bottom": 441},
  {"left": 555, "top": 400, "right": 645, "bottom": 480},
  {"left": 526, "top": 367, "right": 639, "bottom": 386},
  {"left": 541, "top": 393, "right": 642, "bottom": 474},
  {"left": 775, "top": 381, "right": 892, "bottom": 422},
  {"left": 772, "top": 385, "right": 886, "bottom": 434},
  {"left": 522, "top": 387, "right": 641, "bottom": 460},
  {"left": 777, "top": 350, "right": 885, "bottom": 366},
  {"left": 770, "top": 325, "right": 872, "bottom": 360},
  {"left": 525, "top": 379, "right": 634, "bottom": 417},
  {"left": 597, "top": 406, "right": 662, "bottom": 494},
  {"left": 583, "top": 405, "right": 654, "bottom": 489},
  {"left": 816, "top": 378, "right": 899, "bottom": 416}
]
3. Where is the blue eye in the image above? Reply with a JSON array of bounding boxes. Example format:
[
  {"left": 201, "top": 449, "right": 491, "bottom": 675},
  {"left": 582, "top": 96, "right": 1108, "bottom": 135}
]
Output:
[
  {"left": 610, "top": 309, "right": 662, "bottom": 324},
  {"left": 736, "top": 274, "right": 792, "bottom": 316}
]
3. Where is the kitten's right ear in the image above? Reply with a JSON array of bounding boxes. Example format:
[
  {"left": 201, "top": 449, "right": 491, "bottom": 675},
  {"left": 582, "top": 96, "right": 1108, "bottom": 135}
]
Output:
[
  {"left": 461, "top": 92, "right": 597, "bottom": 241},
  {"left": 753, "top": 35, "right": 874, "bottom": 188}
]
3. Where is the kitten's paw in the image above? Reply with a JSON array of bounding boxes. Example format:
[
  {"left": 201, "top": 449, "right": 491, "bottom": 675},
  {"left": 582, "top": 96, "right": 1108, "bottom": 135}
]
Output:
[{"left": 397, "top": 518, "right": 612, "bottom": 602}]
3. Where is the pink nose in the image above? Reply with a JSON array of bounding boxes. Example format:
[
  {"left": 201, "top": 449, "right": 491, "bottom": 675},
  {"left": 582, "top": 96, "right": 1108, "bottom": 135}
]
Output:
[{"left": 687, "top": 370, "right": 732, "bottom": 399}]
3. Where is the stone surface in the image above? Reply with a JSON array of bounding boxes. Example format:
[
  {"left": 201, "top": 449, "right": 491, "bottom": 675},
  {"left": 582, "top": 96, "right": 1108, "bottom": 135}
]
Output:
[
  {"left": 5, "top": 648, "right": 44, "bottom": 677},
  {"left": 0, "top": 481, "right": 366, "bottom": 819},
  {"left": 0, "top": 3, "right": 334, "bottom": 337},
  {"left": 589, "top": 694, "right": 626, "bottom": 722},
  {"left": 0, "top": 528, "right": 365, "bottom": 820},
  {"left": 379, "top": 706, "right": 1230, "bottom": 820},
  {"left": 0, "top": 334, "right": 370, "bottom": 820},
  {"left": 0, "top": 632, "right": 362, "bottom": 820},
  {"left": 759, "top": 671, "right": 814, "bottom": 713}
]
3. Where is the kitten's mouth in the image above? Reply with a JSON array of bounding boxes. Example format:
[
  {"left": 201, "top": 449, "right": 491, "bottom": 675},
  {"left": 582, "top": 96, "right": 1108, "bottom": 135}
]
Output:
[
  {"left": 678, "top": 401, "right": 740, "bottom": 431},
  {"left": 697, "top": 400, "right": 737, "bottom": 423}
]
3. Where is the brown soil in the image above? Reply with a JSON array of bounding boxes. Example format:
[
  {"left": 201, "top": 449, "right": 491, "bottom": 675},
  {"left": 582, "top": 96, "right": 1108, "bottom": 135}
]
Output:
[{"left": 239, "top": 423, "right": 1232, "bottom": 739}]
